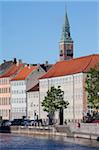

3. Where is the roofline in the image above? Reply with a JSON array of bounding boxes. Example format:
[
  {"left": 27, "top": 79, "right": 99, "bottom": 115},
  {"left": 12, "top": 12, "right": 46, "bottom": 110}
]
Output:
[
  {"left": 40, "top": 54, "right": 99, "bottom": 80},
  {"left": 39, "top": 72, "right": 84, "bottom": 80},
  {"left": 11, "top": 65, "right": 38, "bottom": 81},
  {"left": 0, "top": 64, "right": 24, "bottom": 78}
]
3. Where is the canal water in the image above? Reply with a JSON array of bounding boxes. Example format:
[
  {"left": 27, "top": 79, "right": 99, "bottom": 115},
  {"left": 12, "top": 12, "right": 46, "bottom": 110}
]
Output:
[{"left": 0, "top": 133, "right": 99, "bottom": 150}]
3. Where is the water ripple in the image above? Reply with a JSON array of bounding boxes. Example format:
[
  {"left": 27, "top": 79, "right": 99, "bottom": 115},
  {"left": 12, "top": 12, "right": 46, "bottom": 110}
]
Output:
[{"left": 0, "top": 133, "right": 99, "bottom": 150}]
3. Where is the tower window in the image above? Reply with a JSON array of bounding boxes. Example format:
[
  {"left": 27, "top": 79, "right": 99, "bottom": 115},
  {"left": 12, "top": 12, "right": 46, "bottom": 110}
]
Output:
[
  {"left": 67, "top": 50, "right": 73, "bottom": 57},
  {"left": 60, "top": 50, "right": 63, "bottom": 56}
]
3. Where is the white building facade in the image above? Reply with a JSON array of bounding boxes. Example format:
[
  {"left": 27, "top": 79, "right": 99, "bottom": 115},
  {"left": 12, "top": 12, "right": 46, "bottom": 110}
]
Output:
[
  {"left": 11, "top": 65, "right": 46, "bottom": 120},
  {"left": 27, "top": 90, "right": 39, "bottom": 120},
  {"left": 39, "top": 73, "right": 87, "bottom": 122},
  {"left": 39, "top": 54, "right": 99, "bottom": 122},
  {"left": 11, "top": 80, "right": 26, "bottom": 120}
]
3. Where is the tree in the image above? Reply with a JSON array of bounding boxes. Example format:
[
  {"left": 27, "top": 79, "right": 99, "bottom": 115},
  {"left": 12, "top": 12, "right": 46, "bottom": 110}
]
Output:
[
  {"left": 85, "top": 65, "right": 99, "bottom": 111},
  {"left": 42, "top": 86, "right": 69, "bottom": 125}
]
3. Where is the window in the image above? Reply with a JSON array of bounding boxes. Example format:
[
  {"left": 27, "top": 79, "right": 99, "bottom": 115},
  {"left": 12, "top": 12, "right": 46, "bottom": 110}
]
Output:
[
  {"left": 31, "top": 103, "right": 33, "bottom": 107},
  {"left": 67, "top": 50, "right": 73, "bottom": 57},
  {"left": 60, "top": 50, "right": 63, "bottom": 56}
]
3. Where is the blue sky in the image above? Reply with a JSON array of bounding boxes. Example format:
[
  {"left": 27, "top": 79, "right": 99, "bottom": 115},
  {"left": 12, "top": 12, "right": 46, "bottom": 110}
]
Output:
[{"left": 0, "top": 0, "right": 99, "bottom": 64}]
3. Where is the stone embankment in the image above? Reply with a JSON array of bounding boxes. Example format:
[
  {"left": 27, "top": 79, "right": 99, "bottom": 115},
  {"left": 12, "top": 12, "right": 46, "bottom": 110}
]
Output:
[
  {"left": 0, "top": 123, "right": 99, "bottom": 140},
  {"left": 68, "top": 123, "right": 99, "bottom": 140}
]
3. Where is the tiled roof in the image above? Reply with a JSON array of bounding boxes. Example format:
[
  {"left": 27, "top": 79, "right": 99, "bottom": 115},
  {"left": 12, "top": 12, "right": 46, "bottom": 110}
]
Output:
[
  {"left": 11, "top": 65, "right": 37, "bottom": 81},
  {"left": 0, "top": 64, "right": 23, "bottom": 78},
  {"left": 0, "top": 61, "right": 13, "bottom": 74},
  {"left": 27, "top": 83, "right": 39, "bottom": 92},
  {"left": 40, "top": 54, "right": 99, "bottom": 79}
]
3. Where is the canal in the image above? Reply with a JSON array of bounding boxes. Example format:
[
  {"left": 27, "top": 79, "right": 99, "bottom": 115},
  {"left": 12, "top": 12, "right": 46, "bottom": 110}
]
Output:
[{"left": 0, "top": 133, "right": 99, "bottom": 150}]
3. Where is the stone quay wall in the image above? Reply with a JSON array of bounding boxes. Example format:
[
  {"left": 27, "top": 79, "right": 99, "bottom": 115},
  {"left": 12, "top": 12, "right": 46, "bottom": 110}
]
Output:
[
  {"left": 68, "top": 123, "right": 99, "bottom": 134},
  {"left": 0, "top": 123, "right": 99, "bottom": 140},
  {"left": 68, "top": 123, "right": 99, "bottom": 139}
]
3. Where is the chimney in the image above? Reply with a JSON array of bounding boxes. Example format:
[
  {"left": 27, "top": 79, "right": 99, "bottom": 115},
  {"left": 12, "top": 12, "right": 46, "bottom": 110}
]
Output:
[
  {"left": 45, "top": 60, "right": 48, "bottom": 67},
  {"left": 28, "top": 65, "right": 31, "bottom": 69},
  {"left": 25, "top": 64, "right": 27, "bottom": 67},
  {"left": 13, "top": 58, "right": 17, "bottom": 64},
  {"left": 16, "top": 60, "right": 19, "bottom": 66},
  {"left": 19, "top": 59, "right": 22, "bottom": 64},
  {"left": 27, "top": 64, "right": 31, "bottom": 69},
  {"left": 3, "top": 60, "right": 6, "bottom": 63}
]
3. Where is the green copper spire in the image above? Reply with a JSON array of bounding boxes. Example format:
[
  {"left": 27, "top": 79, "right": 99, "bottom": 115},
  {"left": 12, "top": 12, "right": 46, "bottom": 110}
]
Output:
[
  {"left": 61, "top": 11, "right": 72, "bottom": 42},
  {"left": 59, "top": 9, "right": 74, "bottom": 61}
]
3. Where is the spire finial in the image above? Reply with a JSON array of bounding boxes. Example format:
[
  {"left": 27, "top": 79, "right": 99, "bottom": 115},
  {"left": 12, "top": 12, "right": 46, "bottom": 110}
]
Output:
[{"left": 65, "top": 3, "right": 67, "bottom": 14}]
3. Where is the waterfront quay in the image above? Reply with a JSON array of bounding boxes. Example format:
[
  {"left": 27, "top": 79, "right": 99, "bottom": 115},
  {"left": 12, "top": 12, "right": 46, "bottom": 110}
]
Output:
[
  {"left": 0, "top": 122, "right": 99, "bottom": 149},
  {"left": 0, "top": 123, "right": 99, "bottom": 140}
]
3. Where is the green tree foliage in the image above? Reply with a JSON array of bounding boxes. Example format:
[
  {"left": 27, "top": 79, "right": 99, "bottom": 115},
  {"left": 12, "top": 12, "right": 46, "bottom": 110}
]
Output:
[
  {"left": 42, "top": 86, "right": 69, "bottom": 124},
  {"left": 85, "top": 65, "right": 99, "bottom": 110}
]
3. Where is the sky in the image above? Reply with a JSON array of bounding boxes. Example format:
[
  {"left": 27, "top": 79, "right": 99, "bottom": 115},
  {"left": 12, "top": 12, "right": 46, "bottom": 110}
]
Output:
[{"left": 0, "top": 0, "right": 99, "bottom": 64}]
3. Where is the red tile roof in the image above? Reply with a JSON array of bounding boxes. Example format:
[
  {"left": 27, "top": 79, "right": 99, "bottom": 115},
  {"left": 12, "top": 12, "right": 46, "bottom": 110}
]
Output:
[
  {"left": 0, "top": 64, "right": 23, "bottom": 78},
  {"left": 40, "top": 54, "right": 99, "bottom": 79},
  {"left": 11, "top": 65, "right": 37, "bottom": 81}
]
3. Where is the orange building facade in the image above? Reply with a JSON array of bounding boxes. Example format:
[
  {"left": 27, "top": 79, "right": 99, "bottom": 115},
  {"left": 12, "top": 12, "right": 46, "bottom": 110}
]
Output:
[{"left": 0, "top": 63, "right": 23, "bottom": 120}]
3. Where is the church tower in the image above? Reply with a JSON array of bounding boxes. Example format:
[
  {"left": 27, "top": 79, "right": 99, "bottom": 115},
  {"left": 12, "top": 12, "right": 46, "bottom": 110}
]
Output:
[{"left": 59, "top": 11, "right": 73, "bottom": 61}]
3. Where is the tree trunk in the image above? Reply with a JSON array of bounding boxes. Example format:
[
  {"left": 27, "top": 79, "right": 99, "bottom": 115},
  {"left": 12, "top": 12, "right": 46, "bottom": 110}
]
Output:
[
  {"left": 48, "top": 112, "right": 54, "bottom": 125},
  {"left": 59, "top": 108, "right": 63, "bottom": 125}
]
